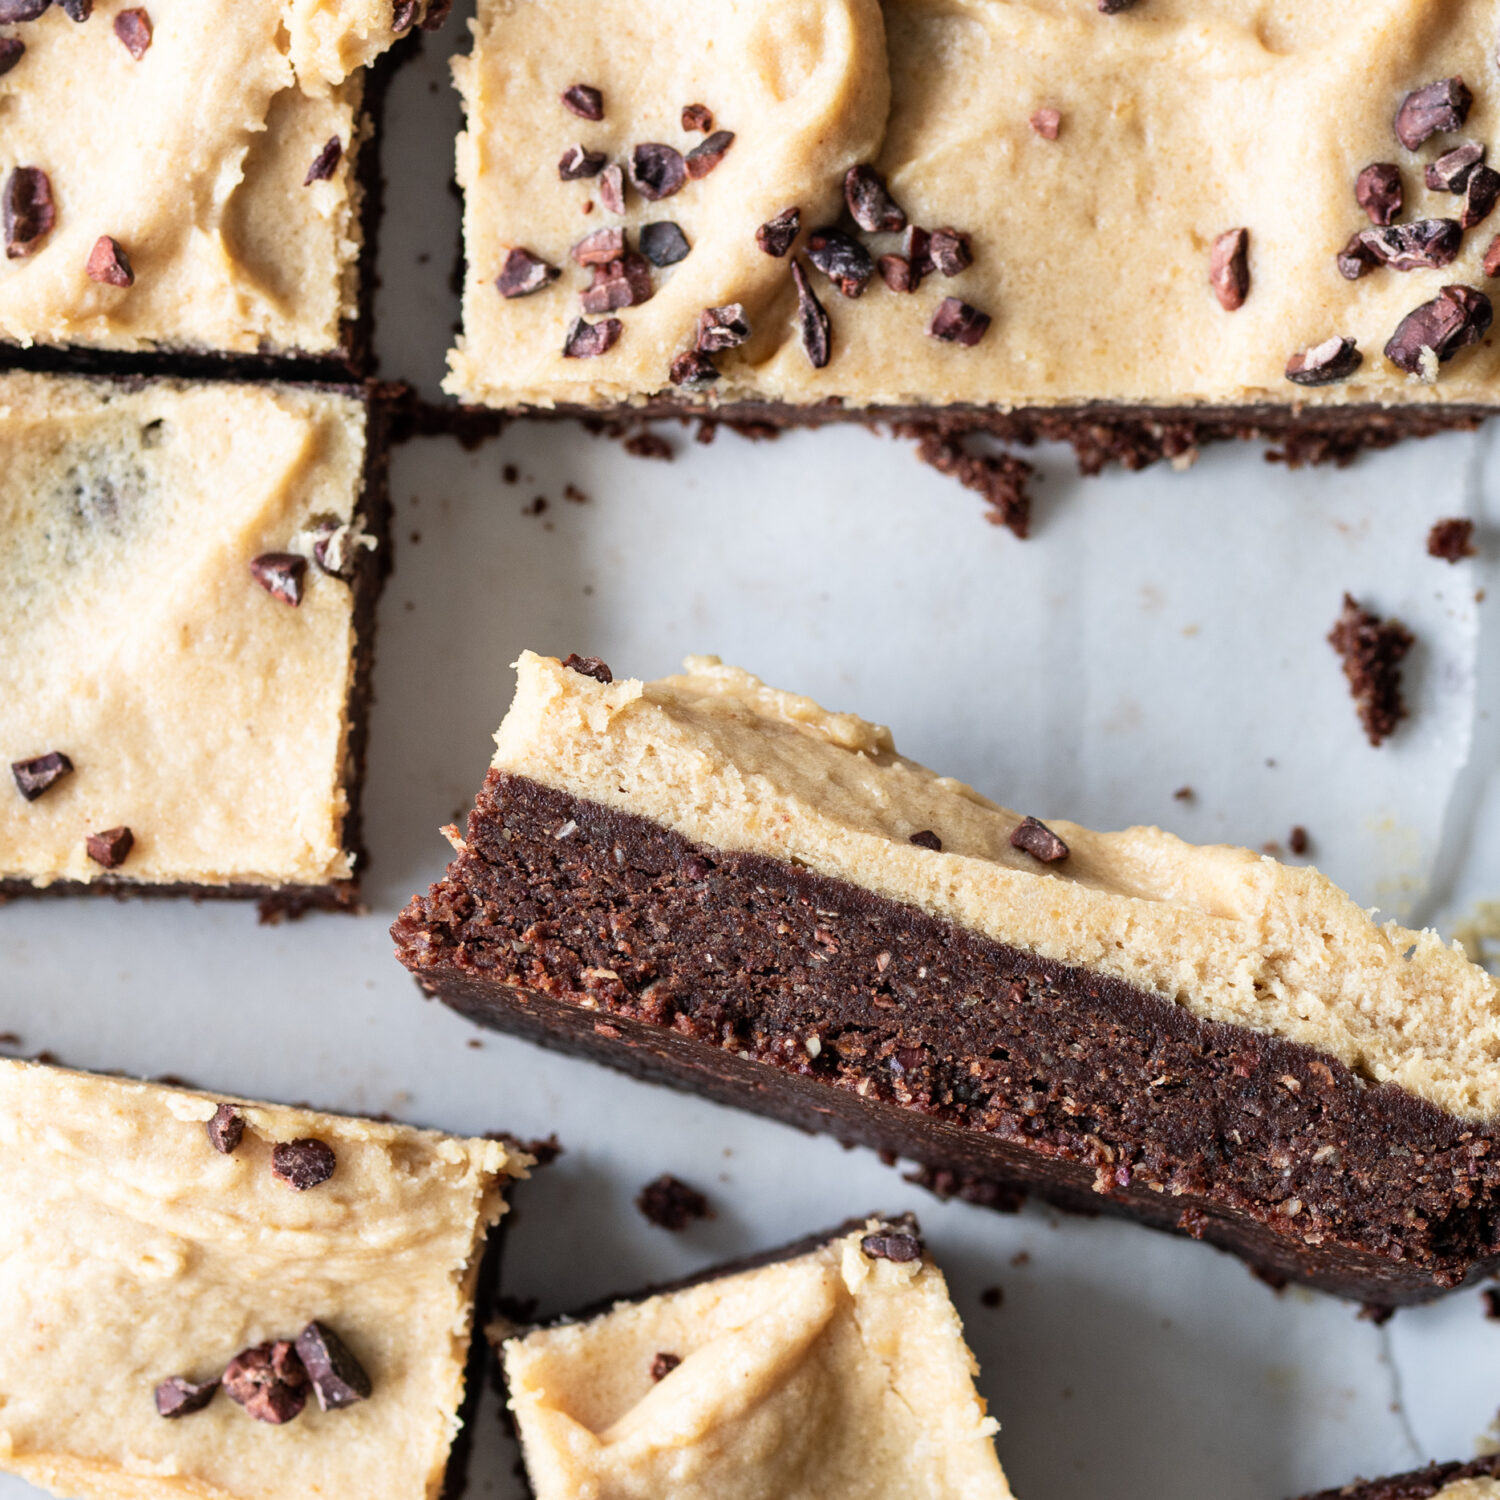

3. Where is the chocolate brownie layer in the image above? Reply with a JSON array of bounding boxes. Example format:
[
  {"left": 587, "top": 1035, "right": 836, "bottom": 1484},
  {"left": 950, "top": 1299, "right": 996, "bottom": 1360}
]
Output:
[
  {"left": 1294, "top": 1456, "right": 1500, "bottom": 1500},
  {"left": 396, "top": 772, "right": 1500, "bottom": 1304}
]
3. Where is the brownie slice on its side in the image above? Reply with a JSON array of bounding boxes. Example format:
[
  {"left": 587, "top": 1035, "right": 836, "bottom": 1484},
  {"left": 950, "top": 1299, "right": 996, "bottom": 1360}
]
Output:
[
  {"left": 1293, "top": 1455, "right": 1500, "bottom": 1500},
  {"left": 394, "top": 651, "right": 1500, "bottom": 1305}
]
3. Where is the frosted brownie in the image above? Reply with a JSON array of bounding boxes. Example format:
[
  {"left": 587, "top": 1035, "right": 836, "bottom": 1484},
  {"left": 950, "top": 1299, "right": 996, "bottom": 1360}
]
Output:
[
  {"left": 395, "top": 652, "right": 1500, "bottom": 1305},
  {"left": 0, "top": 0, "right": 446, "bottom": 371},
  {"left": 1294, "top": 1457, "right": 1500, "bottom": 1500},
  {"left": 448, "top": 0, "right": 1500, "bottom": 467},
  {"left": 0, "top": 372, "right": 388, "bottom": 911},
  {"left": 497, "top": 1216, "right": 1013, "bottom": 1500},
  {"left": 0, "top": 1056, "right": 529, "bottom": 1500}
]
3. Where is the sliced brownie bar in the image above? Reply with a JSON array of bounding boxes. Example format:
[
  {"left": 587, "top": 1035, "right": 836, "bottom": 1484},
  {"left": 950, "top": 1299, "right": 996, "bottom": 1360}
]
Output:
[
  {"left": 497, "top": 1215, "right": 1013, "bottom": 1499},
  {"left": 0, "top": 1056, "right": 530, "bottom": 1500},
  {"left": 0, "top": 371, "right": 389, "bottom": 911},
  {"left": 395, "top": 652, "right": 1500, "bottom": 1304},
  {"left": 1294, "top": 1456, "right": 1500, "bottom": 1500}
]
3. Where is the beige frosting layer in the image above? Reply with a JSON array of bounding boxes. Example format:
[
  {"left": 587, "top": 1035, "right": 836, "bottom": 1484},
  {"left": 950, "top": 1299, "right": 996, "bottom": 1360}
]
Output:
[
  {"left": 494, "top": 653, "right": 1500, "bottom": 1122},
  {"left": 0, "top": 1057, "right": 526, "bottom": 1500},
  {"left": 0, "top": 0, "right": 436, "bottom": 357},
  {"left": 0, "top": 372, "right": 370, "bottom": 891},
  {"left": 1434, "top": 1483, "right": 1500, "bottom": 1500},
  {"left": 500, "top": 1221, "right": 1011, "bottom": 1500},
  {"left": 450, "top": 0, "right": 1500, "bottom": 411}
]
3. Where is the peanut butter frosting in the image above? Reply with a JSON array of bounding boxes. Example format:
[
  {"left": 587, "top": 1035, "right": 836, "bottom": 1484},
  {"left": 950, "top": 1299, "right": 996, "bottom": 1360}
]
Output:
[
  {"left": 500, "top": 1220, "right": 1012, "bottom": 1500},
  {"left": 494, "top": 652, "right": 1500, "bottom": 1123},
  {"left": 0, "top": 372, "right": 372, "bottom": 892},
  {"left": 1433, "top": 1484, "right": 1500, "bottom": 1500},
  {"left": 0, "top": 1057, "right": 527, "bottom": 1500},
  {"left": 449, "top": 0, "right": 1500, "bottom": 411}
]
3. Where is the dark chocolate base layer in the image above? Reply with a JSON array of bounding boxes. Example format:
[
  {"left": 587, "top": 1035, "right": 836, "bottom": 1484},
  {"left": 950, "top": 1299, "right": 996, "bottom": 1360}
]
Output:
[
  {"left": 393, "top": 772, "right": 1500, "bottom": 1305},
  {"left": 1294, "top": 1455, "right": 1500, "bottom": 1500}
]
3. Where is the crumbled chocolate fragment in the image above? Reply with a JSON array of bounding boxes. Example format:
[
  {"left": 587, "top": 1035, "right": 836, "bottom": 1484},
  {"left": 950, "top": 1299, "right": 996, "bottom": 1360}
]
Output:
[
  {"left": 650, "top": 1352, "right": 682, "bottom": 1381},
  {"left": 1328, "top": 593, "right": 1413, "bottom": 747},
  {"left": 905, "top": 426, "right": 1032, "bottom": 538},
  {"left": 1385, "top": 284, "right": 1492, "bottom": 377},
  {"left": 571, "top": 226, "right": 625, "bottom": 266},
  {"left": 206, "top": 1103, "right": 245, "bottom": 1154},
  {"left": 86, "top": 234, "right": 133, "bottom": 287},
  {"left": 86, "top": 825, "right": 134, "bottom": 869},
  {"left": 270, "top": 1138, "right": 336, "bottom": 1190},
  {"left": 154, "top": 1376, "right": 218, "bottom": 1419},
  {"left": 0, "top": 37, "right": 23, "bottom": 73},
  {"left": 695, "top": 302, "right": 750, "bottom": 353},
  {"left": 496, "top": 247, "right": 559, "bottom": 298},
  {"left": 598, "top": 164, "right": 625, "bottom": 215},
  {"left": 1427, "top": 516, "right": 1477, "bottom": 562},
  {"left": 1010, "top": 815, "right": 1069, "bottom": 863},
  {"left": 670, "top": 349, "right": 718, "bottom": 386},
  {"left": 295, "top": 1322, "right": 371, "bottom": 1410},
  {"left": 790, "top": 257, "right": 831, "bottom": 368},
  {"left": 563, "top": 654, "right": 612, "bottom": 684},
  {"left": 979, "top": 1286, "right": 1003, "bottom": 1308},
  {"left": 1336, "top": 232, "right": 1376, "bottom": 281},
  {"left": 806, "top": 226, "right": 872, "bottom": 297},
  {"left": 562, "top": 83, "right": 603, "bottom": 121},
  {"left": 1030, "top": 107, "right": 1061, "bottom": 139},
  {"left": 113, "top": 7, "right": 151, "bottom": 58},
  {"left": 1357, "top": 218, "right": 1462, "bottom": 272},
  {"left": 640, "top": 220, "right": 689, "bottom": 267},
  {"left": 636, "top": 1173, "right": 710, "bottom": 1231},
  {"left": 391, "top": 0, "right": 417, "bottom": 31},
  {"left": 681, "top": 103, "right": 712, "bottom": 133},
  {"left": 249, "top": 553, "right": 307, "bottom": 606},
  {"left": 1173, "top": 785, "right": 1194, "bottom": 801},
  {"left": 928, "top": 296, "right": 990, "bottom": 345},
  {"left": 629, "top": 143, "right": 687, "bottom": 201},
  {"left": 1461, "top": 165, "right": 1500, "bottom": 229},
  {"left": 12, "top": 751, "right": 72, "bottom": 801},
  {"left": 4, "top": 166, "right": 53, "bottom": 259},
  {"left": 223, "top": 1342, "right": 307, "bottom": 1425},
  {"left": 879, "top": 254, "right": 914, "bottom": 292},
  {"left": 1354, "top": 161, "right": 1402, "bottom": 224},
  {"left": 1284, "top": 335, "right": 1362, "bottom": 386},
  {"left": 756, "top": 206, "right": 799, "bottom": 257},
  {"left": 580, "top": 252, "right": 653, "bottom": 314},
  {"left": 562, "top": 316, "right": 622, "bottom": 358},
  {"left": 1486, "top": 235, "right": 1500, "bottom": 278},
  {"left": 1287, "top": 826, "right": 1309, "bottom": 856},
  {"left": 55, "top": 0, "right": 88, "bottom": 18},
  {"left": 909, "top": 829, "right": 942, "bottom": 850},
  {"left": 1209, "top": 227, "right": 1249, "bottom": 311},
  {"left": 623, "top": 432, "right": 672, "bottom": 460},
  {"left": 1426, "top": 141, "right": 1484, "bottom": 193},
  {"left": 860, "top": 1230, "right": 922, "bottom": 1262},
  {"left": 1485, "top": 1287, "right": 1500, "bottom": 1320},
  {"left": 558, "top": 143, "right": 606, "bottom": 180},
  {"left": 0, "top": 0, "right": 48, "bottom": 20},
  {"left": 844, "top": 163, "right": 906, "bottom": 234},
  {"left": 685, "top": 130, "right": 734, "bottom": 180},
  {"left": 1394, "top": 77, "right": 1472, "bottom": 151}
]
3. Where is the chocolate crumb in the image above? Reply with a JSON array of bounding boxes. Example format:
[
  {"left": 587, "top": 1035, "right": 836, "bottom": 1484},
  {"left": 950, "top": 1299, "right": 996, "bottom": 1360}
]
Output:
[
  {"left": 1394, "top": 77, "right": 1472, "bottom": 152},
  {"left": 562, "top": 316, "right": 622, "bottom": 358},
  {"left": 756, "top": 206, "right": 800, "bottom": 257},
  {"left": 0, "top": 38, "right": 23, "bottom": 74},
  {"left": 86, "top": 825, "right": 133, "bottom": 869},
  {"left": 1354, "top": 162, "right": 1402, "bottom": 224},
  {"left": 1385, "top": 284, "right": 1492, "bottom": 377},
  {"left": 580, "top": 252, "right": 654, "bottom": 313},
  {"left": 695, "top": 302, "right": 750, "bottom": 353},
  {"left": 154, "top": 1376, "right": 217, "bottom": 1419},
  {"left": 1336, "top": 232, "right": 1377, "bottom": 282},
  {"left": 1461, "top": 165, "right": 1500, "bottom": 229},
  {"left": 630, "top": 143, "right": 687, "bottom": 201},
  {"left": 685, "top": 130, "right": 734, "bottom": 180},
  {"left": 12, "top": 751, "right": 73, "bottom": 801},
  {"left": 1029, "top": 107, "right": 1061, "bottom": 139},
  {"left": 571, "top": 226, "right": 625, "bottom": 266},
  {"left": 928, "top": 296, "right": 991, "bottom": 346},
  {"left": 623, "top": 432, "right": 673, "bottom": 461},
  {"left": 650, "top": 1352, "right": 682, "bottom": 1381},
  {"left": 640, "top": 220, "right": 690, "bottom": 267},
  {"left": 1173, "top": 785, "right": 1194, "bottom": 801},
  {"left": 1427, "top": 516, "right": 1476, "bottom": 562},
  {"left": 223, "top": 1342, "right": 307, "bottom": 1425},
  {"left": 495, "top": 247, "right": 559, "bottom": 298},
  {"left": 561, "top": 83, "right": 603, "bottom": 121},
  {"left": 304, "top": 136, "right": 342, "bottom": 186},
  {"left": 206, "top": 1103, "right": 245, "bottom": 1154},
  {"left": 1485, "top": 235, "right": 1500, "bottom": 278},
  {"left": 1328, "top": 593, "right": 1413, "bottom": 747},
  {"left": 563, "top": 654, "right": 612, "bottom": 684},
  {"left": 1358, "top": 1302, "right": 1395, "bottom": 1326},
  {"left": 1011, "top": 815, "right": 1069, "bottom": 863},
  {"left": 879, "top": 255, "right": 914, "bottom": 292},
  {"left": 1357, "top": 219, "right": 1462, "bottom": 272},
  {"left": 1209, "top": 227, "right": 1249, "bottom": 311},
  {"left": 113, "top": 7, "right": 151, "bottom": 58},
  {"left": 927, "top": 227, "right": 973, "bottom": 277},
  {"left": 1287, "top": 826, "right": 1309, "bottom": 856},
  {"left": 806, "top": 226, "right": 873, "bottom": 298},
  {"left": 558, "top": 143, "right": 605, "bottom": 181},
  {"left": 681, "top": 103, "right": 712, "bottom": 133},
  {"left": 790, "top": 257, "right": 832, "bottom": 368},
  {"left": 4, "top": 166, "right": 53, "bottom": 259},
  {"left": 860, "top": 1230, "right": 922, "bottom": 1262},
  {"left": 636, "top": 1173, "right": 710, "bottom": 1231},
  {"left": 1425, "top": 141, "right": 1484, "bottom": 193},
  {"left": 844, "top": 164, "right": 906, "bottom": 234},
  {"left": 905, "top": 427, "right": 1032, "bottom": 538},
  {"left": 670, "top": 349, "right": 719, "bottom": 387},
  {"left": 249, "top": 553, "right": 307, "bottom": 606},
  {"left": 270, "top": 1138, "right": 336, "bottom": 1190},
  {"left": 295, "top": 1322, "right": 371, "bottom": 1410},
  {"left": 1284, "top": 335, "right": 1362, "bottom": 386},
  {"left": 979, "top": 1286, "right": 1003, "bottom": 1308},
  {"left": 86, "top": 234, "right": 134, "bottom": 287},
  {"left": 522, "top": 495, "right": 547, "bottom": 517},
  {"left": 502, "top": 464, "right": 519, "bottom": 483},
  {"left": 1484, "top": 1287, "right": 1500, "bottom": 1320},
  {"left": 909, "top": 829, "right": 943, "bottom": 851}
]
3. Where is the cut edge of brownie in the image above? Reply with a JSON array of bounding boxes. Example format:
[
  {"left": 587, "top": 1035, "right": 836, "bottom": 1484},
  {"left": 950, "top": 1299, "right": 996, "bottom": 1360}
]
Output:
[{"left": 1293, "top": 1454, "right": 1500, "bottom": 1500}]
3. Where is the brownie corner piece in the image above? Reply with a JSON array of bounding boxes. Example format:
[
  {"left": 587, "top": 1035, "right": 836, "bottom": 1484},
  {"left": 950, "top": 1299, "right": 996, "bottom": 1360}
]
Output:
[{"left": 1292, "top": 1455, "right": 1500, "bottom": 1500}]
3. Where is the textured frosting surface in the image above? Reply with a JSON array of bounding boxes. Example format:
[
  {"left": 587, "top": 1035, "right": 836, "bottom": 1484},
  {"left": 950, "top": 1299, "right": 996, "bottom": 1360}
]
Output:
[
  {"left": 1438, "top": 1484, "right": 1500, "bottom": 1500},
  {"left": 450, "top": 0, "right": 1500, "bottom": 410},
  {"left": 0, "top": 1058, "right": 525, "bottom": 1500},
  {"left": 493, "top": 652, "right": 1500, "bottom": 1122},
  {"left": 501, "top": 1223, "right": 1011, "bottom": 1500},
  {"left": 0, "top": 373, "right": 370, "bottom": 891}
]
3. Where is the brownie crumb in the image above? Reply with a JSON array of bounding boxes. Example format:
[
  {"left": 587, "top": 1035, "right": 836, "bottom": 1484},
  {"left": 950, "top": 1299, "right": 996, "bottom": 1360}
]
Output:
[
  {"left": 11, "top": 751, "right": 73, "bottom": 802},
  {"left": 1287, "top": 826, "right": 1309, "bottom": 856},
  {"left": 86, "top": 234, "right": 133, "bottom": 287},
  {"left": 807, "top": 226, "right": 873, "bottom": 298},
  {"left": 1394, "top": 77, "right": 1471, "bottom": 152},
  {"left": 1173, "top": 785, "right": 1194, "bottom": 802},
  {"left": 223, "top": 1342, "right": 308, "bottom": 1425},
  {"left": 558, "top": 143, "right": 606, "bottom": 181},
  {"left": 685, "top": 130, "right": 734, "bottom": 180},
  {"left": 904, "top": 427, "right": 1033, "bottom": 539},
  {"left": 979, "top": 1286, "right": 1003, "bottom": 1308},
  {"left": 1428, "top": 516, "right": 1477, "bottom": 562},
  {"left": 860, "top": 1229, "right": 922, "bottom": 1263},
  {"left": 681, "top": 103, "right": 712, "bottom": 133},
  {"left": 1285, "top": 335, "right": 1362, "bottom": 386},
  {"left": 295, "top": 1321, "right": 371, "bottom": 1410},
  {"left": 928, "top": 297, "right": 991, "bottom": 346},
  {"left": 1385, "top": 285, "right": 1492, "bottom": 378},
  {"left": 756, "top": 206, "right": 800, "bottom": 257},
  {"left": 1209, "top": 227, "right": 1249, "bottom": 311},
  {"left": 1426, "top": 141, "right": 1484, "bottom": 193},
  {"left": 113, "top": 7, "right": 151, "bottom": 58},
  {"left": 1358, "top": 1301, "right": 1395, "bottom": 1325},
  {"left": 563, "top": 654, "right": 613, "bottom": 684},
  {"left": 650, "top": 1352, "right": 682, "bottom": 1381},
  {"left": 4, "top": 166, "right": 54, "bottom": 259},
  {"left": 1011, "top": 815, "right": 1069, "bottom": 863},
  {"left": 1483, "top": 1287, "right": 1500, "bottom": 1319},
  {"left": 561, "top": 83, "right": 604, "bottom": 121},
  {"left": 495, "top": 247, "right": 559, "bottom": 299},
  {"left": 154, "top": 1376, "right": 218, "bottom": 1419},
  {"left": 206, "top": 1103, "right": 245, "bottom": 1154},
  {"left": 85, "top": 825, "right": 134, "bottom": 870},
  {"left": 563, "top": 483, "right": 589, "bottom": 504},
  {"left": 522, "top": 495, "right": 547, "bottom": 517},
  {"left": 623, "top": 431, "right": 673, "bottom": 461},
  {"left": 844, "top": 164, "right": 906, "bottom": 234},
  {"left": 502, "top": 464, "right": 519, "bottom": 483},
  {"left": 636, "top": 1173, "right": 710, "bottom": 1230},
  {"left": 562, "top": 316, "right": 622, "bottom": 359},
  {"left": 904, "top": 1164, "right": 1027, "bottom": 1212},
  {"left": 639, "top": 220, "right": 690, "bottom": 267},
  {"left": 1354, "top": 162, "right": 1402, "bottom": 224},
  {"left": 790, "top": 257, "right": 832, "bottom": 368},
  {"left": 0, "top": 38, "right": 24, "bottom": 75},
  {"left": 1327, "top": 593, "right": 1413, "bottom": 748},
  {"left": 304, "top": 136, "right": 342, "bottom": 186},
  {"left": 249, "top": 553, "right": 307, "bottom": 607},
  {"left": 909, "top": 829, "right": 943, "bottom": 851},
  {"left": 270, "top": 1138, "right": 336, "bottom": 1190},
  {"left": 1029, "top": 107, "right": 1061, "bottom": 139},
  {"left": 630, "top": 143, "right": 687, "bottom": 201}
]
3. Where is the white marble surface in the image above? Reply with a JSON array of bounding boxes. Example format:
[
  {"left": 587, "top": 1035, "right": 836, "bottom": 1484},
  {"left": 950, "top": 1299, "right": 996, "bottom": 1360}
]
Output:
[{"left": 4, "top": 16, "right": 1500, "bottom": 1500}]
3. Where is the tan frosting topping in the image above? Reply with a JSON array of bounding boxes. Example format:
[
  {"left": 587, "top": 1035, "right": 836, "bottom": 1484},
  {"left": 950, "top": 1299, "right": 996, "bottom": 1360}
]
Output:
[
  {"left": 501, "top": 1222, "right": 1012, "bottom": 1500},
  {"left": 1435, "top": 1482, "right": 1500, "bottom": 1500},
  {"left": 494, "top": 652, "right": 1500, "bottom": 1122},
  {"left": 0, "top": 373, "right": 370, "bottom": 891},
  {"left": 450, "top": 0, "right": 1500, "bottom": 411},
  {"left": 0, "top": 1057, "right": 525, "bottom": 1500}
]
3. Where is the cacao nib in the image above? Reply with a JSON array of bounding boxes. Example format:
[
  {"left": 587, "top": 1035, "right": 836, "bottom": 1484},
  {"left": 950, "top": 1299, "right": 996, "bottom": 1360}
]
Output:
[
  {"left": 639, "top": 220, "right": 689, "bottom": 267},
  {"left": 878, "top": 254, "right": 914, "bottom": 292},
  {"left": 651, "top": 1352, "right": 682, "bottom": 1381},
  {"left": 1485, "top": 234, "right": 1500, "bottom": 278},
  {"left": 579, "top": 252, "right": 653, "bottom": 314},
  {"left": 1357, "top": 218, "right": 1461, "bottom": 272},
  {"left": 86, "top": 235, "right": 134, "bottom": 287},
  {"left": 249, "top": 553, "right": 306, "bottom": 606},
  {"left": 562, "top": 316, "right": 622, "bottom": 358},
  {"left": 1336, "top": 232, "right": 1376, "bottom": 281},
  {"left": 844, "top": 164, "right": 906, "bottom": 233},
  {"left": 681, "top": 103, "right": 712, "bottom": 133},
  {"left": 11, "top": 751, "right": 72, "bottom": 801},
  {"left": 1284, "top": 335, "right": 1362, "bottom": 386},
  {"left": 223, "top": 1342, "right": 307, "bottom": 1425},
  {"left": 685, "top": 130, "right": 733, "bottom": 180},
  {"left": 790, "top": 257, "right": 831, "bottom": 368},
  {"left": 755, "top": 206, "right": 800, "bottom": 257},
  {"left": 1354, "top": 162, "right": 1402, "bottom": 224},
  {"left": 927, "top": 227, "right": 973, "bottom": 277},
  {"left": 1425, "top": 141, "right": 1484, "bottom": 192},
  {"left": 1209, "top": 227, "right": 1249, "bottom": 310},
  {"left": 113, "top": 7, "right": 151, "bottom": 58},
  {"left": 271, "top": 1138, "right": 336, "bottom": 1190},
  {"left": 860, "top": 1230, "right": 922, "bottom": 1261},
  {"left": 909, "top": 830, "right": 942, "bottom": 850},
  {"left": 558, "top": 143, "right": 606, "bottom": 180},
  {"left": 85, "top": 826, "right": 134, "bottom": 869},
  {"left": 629, "top": 143, "right": 686, "bottom": 201},
  {"left": 0, "top": 38, "right": 23, "bottom": 74},
  {"left": 0, "top": 0, "right": 48, "bottom": 19},
  {"left": 563, "top": 654, "right": 613, "bottom": 683},
  {"left": 670, "top": 349, "right": 719, "bottom": 386},
  {"left": 1010, "top": 815, "right": 1069, "bottom": 863},
  {"left": 562, "top": 83, "right": 604, "bottom": 121},
  {"left": 495, "top": 247, "right": 559, "bottom": 298},
  {"left": 1029, "top": 107, "right": 1061, "bottom": 139},
  {"left": 927, "top": 296, "right": 990, "bottom": 346},
  {"left": 4, "top": 166, "right": 53, "bottom": 259},
  {"left": 1461, "top": 164, "right": 1500, "bottom": 229},
  {"left": 1394, "top": 77, "right": 1471, "bottom": 151},
  {"left": 155, "top": 1377, "right": 217, "bottom": 1419},
  {"left": 806, "top": 226, "right": 872, "bottom": 298},
  {"left": 206, "top": 1103, "right": 245, "bottom": 1154},
  {"left": 695, "top": 303, "right": 750, "bottom": 353},
  {"left": 571, "top": 227, "right": 625, "bottom": 266},
  {"left": 303, "top": 135, "right": 342, "bottom": 188},
  {"left": 1384, "top": 284, "right": 1492, "bottom": 377},
  {"left": 598, "top": 164, "right": 625, "bottom": 215},
  {"left": 295, "top": 1322, "right": 371, "bottom": 1410}
]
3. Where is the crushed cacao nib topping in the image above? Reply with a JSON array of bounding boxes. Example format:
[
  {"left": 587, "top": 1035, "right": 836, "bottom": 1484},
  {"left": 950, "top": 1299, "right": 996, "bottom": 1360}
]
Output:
[
  {"left": 681, "top": 103, "right": 712, "bottom": 133},
  {"left": 1427, "top": 517, "right": 1476, "bottom": 563},
  {"left": 12, "top": 751, "right": 73, "bottom": 802},
  {"left": 685, "top": 130, "right": 734, "bottom": 181},
  {"left": 806, "top": 226, "right": 873, "bottom": 298},
  {"left": 295, "top": 1322, "right": 371, "bottom": 1410},
  {"left": 1336, "top": 232, "right": 1376, "bottom": 281},
  {"left": 0, "top": 0, "right": 48, "bottom": 20},
  {"left": 927, "top": 296, "right": 991, "bottom": 346},
  {"left": 4, "top": 166, "right": 53, "bottom": 259},
  {"left": 629, "top": 142, "right": 687, "bottom": 201},
  {"left": 670, "top": 349, "right": 718, "bottom": 386},
  {"left": 304, "top": 137, "right": 342, "bottom": 185},
  {"left": 270, "top": 1137, "right": 336, "bottom": 1190},
  {"left": 1328, "top": 593, "right": 1413, "bottom": 747},
  {"left": 571, "top": 226, "right": 625, "bottom": 265},
  {"left": 1357, "top": 218, "right": 1461, "bottom": 272},
  {"left": 1385, "top": 284, "right": 1492, "bottom": 377},
  {"left": 206, "top": 1103, "right": 245, "bottom": 1154},
  {"left": 561, "top": 83, "right": 604, "bottom": 121},
  {"left": 639, "top": 220, "right": 689, "bottom": 267},
  {"left": 154, "top": 1376, "right": 218, "bottom": 1419},
  {"left": 636, "top": 1173, "right": 710, "bottom": 1230},
  {"left": 908, "top": 829, "right": 942, "bottom": 850},
  {"left": 1285, "top": 334, "right": 1362, "bottom": 386},
  {"left": 598, "top": 163, "right": 625, "bottom": 215},
  {"left": 558, "top": 143, "right": 606, "bottom": 181},
  {"left": 1209, "top": 227, "right": 1249, "bottom": 311},
  {"left": 844, "top": 164, "right": 906, "bottom": 234},
  {"left": 562, "top": 315, "right": 622, "bottom": 358},
  {"left": 249, "top": 553, "right": 307, "bottom": 606},
  {"left": 0, "top": 38, "right": 23, "bottom": 74},
  {"left": 55, "top": 0, "right": 88, "bottom": 19},
  {"left": 926, "top": 227, "right": 973, "bottom": 277},
  {"left": 1353, "top": 161, "right": 1402, "bottom": 224},
  {"left": 1394, "top": 76, "right": 1472, "bottom": 152},
  {"left": 1029, "top": 107, "right": 1061, "bottom": 139},
  {"left": 223, "top": 1341, "right": 307, "bottom": 1425},
  {"left": 1460, "top": 164, "right": 1500, "bottom": 230},
  {"left": 418, "top": 0, "right": 450, "bottom": 29},
  {"left": 1010, "top": 815, "right": 1069, "bottom": 863},
  {"left": 113, "top": 7, "right": 151, "bottom": 58},
  {"left": 310, "top": 518, "right": 362, "bottom": 578},
  {"left": 86, "top": 235, "right": 133, "bottom": 287},
  {"left": 391, "top": 0, "right": 417, "bottom": 33},
  {"left": 563, "top": 653, "right": 612, "bottom": 684},
  {"left": 902, "top": 225, "right": 931, "bottom": 284},
  {"left": 1425, "top": 141, "right": 1484, "bottom": 192},
  {"left": 650, "top": 1352, "right": 682, "bottom": 1381},
  {"left": 860, "top": 1230, "right": 923, "bottom": 1262},
  {"left": 1485, "top": 234, "right": 1500, "bottom": 278},
  {"left": 1097, "top": 0, "right": 1136, "bottom": 10},
  {"left": 695, "top": 302, "right": 750, "bottom": 353},
  {"left": 86, "top": 825, "right": 134, "bottom": 869},
  {"left": 879, "top": 254, "right": 914, "bottom": 292},
  {"left": 790, "top": 256, "right": 831, "bottom": 368},
  {"left": 755, "top": 206, "right": 800, "bottom": 257},
  {"left": 580, "top": 252, "right": 653, "bottom": 314},
  {"left": 495, "top": 247, "right": 559, "bottom": 298}
]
